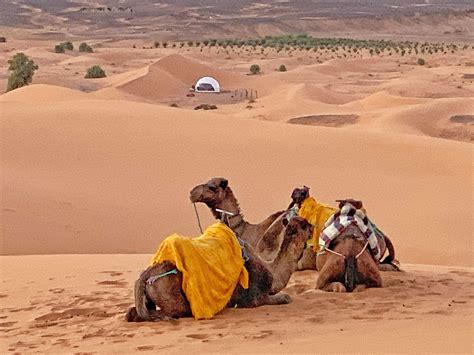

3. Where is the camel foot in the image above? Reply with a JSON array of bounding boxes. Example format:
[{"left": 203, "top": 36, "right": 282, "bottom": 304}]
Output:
[
  {"left": 322, "top": 282, "right": 347, "bottom": 293},
  {"left": 125, "top": 307, "right": 173, "bottom": 322},
  {"left": 353, "top": 284, "right": 367, "bottom": 292},
  {"left": 125, "top": 307, "right": 140, "bottom": 322},
  {"left": 378, "top": 261, "right": 400, "bottom": 272},
  {"left": 266, "top": 293, "right": 292, "bottom": 305}
]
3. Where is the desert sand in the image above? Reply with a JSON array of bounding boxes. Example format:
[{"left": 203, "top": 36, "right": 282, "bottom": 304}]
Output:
[
  {"left": 1, "top": 1, "right": 473, "bottom": 353},
  {"left": 0, "top": 256, "right": 473, "bottom": 353}
]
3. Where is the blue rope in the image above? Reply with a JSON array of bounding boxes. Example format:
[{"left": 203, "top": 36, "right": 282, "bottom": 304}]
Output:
[
  {"left": 146, "top": 269, "right": 178, "bottom": 285},
  {"left": 238, "top": 237, "right": 250, "bottom": 262}
]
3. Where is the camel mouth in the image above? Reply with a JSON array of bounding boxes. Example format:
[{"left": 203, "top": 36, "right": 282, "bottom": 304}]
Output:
[{"left": 189, "top": 185, "right": 206, "bottom": 203}]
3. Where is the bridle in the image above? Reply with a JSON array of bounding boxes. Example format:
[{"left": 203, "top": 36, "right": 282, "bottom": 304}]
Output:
[{"left": 192, "top": 203, "right": 244, "bottom": 237}]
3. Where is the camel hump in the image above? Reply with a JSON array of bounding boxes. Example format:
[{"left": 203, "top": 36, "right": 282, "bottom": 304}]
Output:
[{"left": 336, "top": 199, "right": 363, "bottom": 210}]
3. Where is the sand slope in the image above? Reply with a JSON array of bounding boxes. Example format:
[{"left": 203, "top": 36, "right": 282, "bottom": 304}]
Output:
[
  {"left": 1, "top": 85, "right": 472, "bottom": 267},
  {"left": 118, "top": 54, "right": 242, "bottom": 100},
  {"left": 0, "top": 255, "right": 472, "bottom": 353}
]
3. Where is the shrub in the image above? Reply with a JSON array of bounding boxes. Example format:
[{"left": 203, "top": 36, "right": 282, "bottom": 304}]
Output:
[
  {"left": 153, "top": 41, "right": 160, "bottom": 48},
  {"left": 417, "top": 58, "right": 426, "bottom": 65},
  {"left": 278, "top": 64, "right": 287, "bottom": 72},
  {"left": 62, "top": 41, "right": 74, "bottom": 51},
  {"left": 79, "top": 42, "right": 93, "bottom": 53},
  {"left": 6, "top": 53, "right": 38, "bottom": 92},
  {"left": 250, "top": 64, "right": 261, "bottom": 75},
  {"left": 0, "top": 37, "right": 6, "bottom": 43},
  {"left": 54, "top": 44, "right": 65, "bottom": 53},
  {"left": 85, "top": 65, "right": 106, "bottom": 78}
]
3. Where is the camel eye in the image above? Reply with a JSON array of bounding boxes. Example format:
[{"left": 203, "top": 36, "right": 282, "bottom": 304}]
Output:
[{"left": 208, "top": 184, "right": 218, "bottom": 192}]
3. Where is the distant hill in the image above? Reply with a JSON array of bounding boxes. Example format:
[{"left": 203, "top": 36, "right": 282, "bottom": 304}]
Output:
[{"left": 1, "top": 0, "right": 473, "bottom": 42}]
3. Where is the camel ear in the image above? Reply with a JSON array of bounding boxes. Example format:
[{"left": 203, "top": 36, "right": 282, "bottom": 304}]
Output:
[{"left": 219, "top": 179, "right": 228, "bottom": 189}]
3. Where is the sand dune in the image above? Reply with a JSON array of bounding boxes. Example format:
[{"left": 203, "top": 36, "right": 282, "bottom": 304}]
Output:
[
  {"left": 118, "top": 54, "right": 242, "bottom": 100},
  {"left": 296, "top": 83, "right": 360, "bottom": 105},
  {"left": 0, "top": 84, "right": 87, "bottom": 103},
  {"left": 2, "top": 86, "right": 472, "bottom": 267}
]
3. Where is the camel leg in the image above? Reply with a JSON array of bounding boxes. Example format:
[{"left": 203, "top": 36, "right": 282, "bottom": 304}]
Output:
[
  {"left": 257, "top": 292, "right": 291, "bottom": 306},
  {"left": 321, "top": 282, "right": 347, "bottom": 293},
  {"left": 125, "top": 307, "right": 173, "bottom": 322},
  {"left": 315, "top": 252, "right": 328, "bottom": 271},
  {"left": 357, "top": 255, "right": 383, "bottom": 288},
  {"left": 353, "top": 284, "right": 367, "bottom": 292},
  {"left": 297, "top": 247, "right": 317, "bottom": 270},
  {"left": 315, "top": 254, "right": 344, "bottom": 290},
  {"left": 378, "top": 263, "right": 399, "bottom": 272}
]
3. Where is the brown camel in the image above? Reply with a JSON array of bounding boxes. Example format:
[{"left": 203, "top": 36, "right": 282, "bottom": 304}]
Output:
[
  {"left": 289, "top": 187, "right": 398, "bottom": 271},
  {"left": 125, "top": 217, "right": 312, "bottom": 322},
  {"left": 189, "top": 177, "right": 287, "bottom": 261},
  {"left": 315, "top": 223, "right": 382, "bottom": 292}
]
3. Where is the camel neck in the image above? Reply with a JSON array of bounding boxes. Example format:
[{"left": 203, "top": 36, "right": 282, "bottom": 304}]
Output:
[
  {"left": 209, "top": 188, "right": 245, "bottom": 222},
  {"left": 268, "top": 238, "right": 300, "bottom": 294}
]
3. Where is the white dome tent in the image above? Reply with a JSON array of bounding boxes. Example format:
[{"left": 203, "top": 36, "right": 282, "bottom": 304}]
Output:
[{"left": 195, "top": 76, "right": 220, "bottom": 93}]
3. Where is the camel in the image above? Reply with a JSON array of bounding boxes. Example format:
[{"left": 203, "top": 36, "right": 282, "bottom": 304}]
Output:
[
  {"left": 189, "top": 177, "right": 287, "bottom": 261},
  {"left": 289, "top": 187, "right": 398, "bottom": 271},
  {"left": 315, "top": 223, "right": 382, "bottom": 292},
  {"left": 125, "top": 216, "right": 312, "bottom": 322}
]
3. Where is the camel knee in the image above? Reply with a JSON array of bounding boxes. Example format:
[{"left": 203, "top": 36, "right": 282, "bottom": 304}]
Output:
[
  {"left": 319, "top": 282, "right": 347, "bottom": 293},
  {"left": 267, "top": 293, "right": 291, "bottom": 305},
  {"left": 125, "top": 307, "right": 141, "bottom": 322},
  {"left": 297, "top": 248, "right": 317, "bottom": 270}
]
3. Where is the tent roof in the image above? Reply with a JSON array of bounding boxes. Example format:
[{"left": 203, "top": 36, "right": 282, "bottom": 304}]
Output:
[{"left": 195, "top": 76, "right": 220, "bottom": 92}]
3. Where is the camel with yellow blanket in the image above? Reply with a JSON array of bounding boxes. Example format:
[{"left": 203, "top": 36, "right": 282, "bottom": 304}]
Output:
[
  {"left": 288, "top": 186, "right": 397, "bottom": 271},
  {"left": 125, "top": 217, "right": 312, "bottom": 322}
]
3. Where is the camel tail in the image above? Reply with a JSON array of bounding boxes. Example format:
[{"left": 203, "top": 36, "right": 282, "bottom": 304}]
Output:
[
  {"left": 381, "top": 235, "right": 395, "bottom": 264},
  {"left": 125, "top": 276, "right": 151, "bottom": 322},
  {"left": 344, "top": 256, "right": 358, "bottom": 292}
]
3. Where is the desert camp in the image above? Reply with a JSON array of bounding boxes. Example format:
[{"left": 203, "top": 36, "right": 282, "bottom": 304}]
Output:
[{"left": 0, "top": 0, "right": 473, "bottom": 353}]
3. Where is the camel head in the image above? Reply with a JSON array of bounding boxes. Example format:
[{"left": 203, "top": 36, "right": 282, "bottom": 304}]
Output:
[
  {"left": 336, "top": 199, "right": 363, "bottom": 210},
  {"left": 289, "top": 186, "right": 310, "bottom": 208},
  {"left": 281, "top": 216, "right": 313, "bottom": 260},
  {"left": 189, "top": 177, "right": 230, "bottom": 208}
]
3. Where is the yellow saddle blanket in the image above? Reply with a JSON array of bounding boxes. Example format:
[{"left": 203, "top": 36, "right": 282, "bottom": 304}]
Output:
[
  {"left": 298, "top": 197, "right": 337, "bottom": 252},
  {"left": 150, "top": 222, "right": 249, "bottom": 320}
]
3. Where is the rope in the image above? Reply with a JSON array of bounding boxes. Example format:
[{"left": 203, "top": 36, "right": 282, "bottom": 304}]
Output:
[
  {"left": 355, "top": 241, "right": 369, "bottom": 259},
  {"left": 193, "top": 203, "right": 203, "bottom": 234},
  {"left": 146, "top": 269, "right": 178, "bottom": 285},
  {"left": 321, "top": 240, "right": 369, "bottom": 260}
]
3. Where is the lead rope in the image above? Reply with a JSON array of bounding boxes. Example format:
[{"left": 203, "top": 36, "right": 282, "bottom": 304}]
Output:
[{"left": 193, "top": 203, "right": 203, "bottom": 234}]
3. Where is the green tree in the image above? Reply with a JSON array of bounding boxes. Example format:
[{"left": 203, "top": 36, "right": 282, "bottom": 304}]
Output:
[
  {"left": 85, "top": 65, "right": 106, "bottom": 78},
  {"left": 417, "top": 58, "right": 426, "bottom": 65},
  {"left": 6, "top": 53, "right": 38, "bottom": 92},
  {"left": 250, "top": 64, "right": 261, "bottom": 75},
  {"left": 278, "top": 64, "right": 287, "bottom": 72}
]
